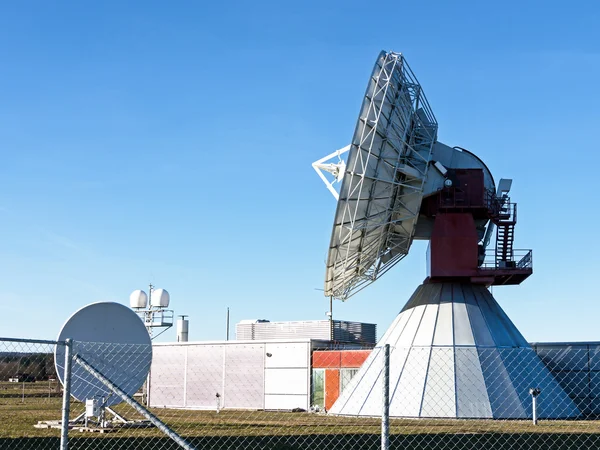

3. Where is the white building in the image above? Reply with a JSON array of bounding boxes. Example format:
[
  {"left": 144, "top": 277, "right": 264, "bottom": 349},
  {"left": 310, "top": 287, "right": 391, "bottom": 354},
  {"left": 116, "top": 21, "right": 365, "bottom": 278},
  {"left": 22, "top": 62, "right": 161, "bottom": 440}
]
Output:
[{"left": 148, "top": 339, "right": 330, "bottom": 411}]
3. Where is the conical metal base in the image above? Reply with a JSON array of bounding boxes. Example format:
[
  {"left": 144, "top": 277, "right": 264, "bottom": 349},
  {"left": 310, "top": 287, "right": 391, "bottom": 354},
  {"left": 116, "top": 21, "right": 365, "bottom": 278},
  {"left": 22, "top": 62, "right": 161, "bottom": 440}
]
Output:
[{"left": 330, "top": 283, "right": 579, "bottom": 419}]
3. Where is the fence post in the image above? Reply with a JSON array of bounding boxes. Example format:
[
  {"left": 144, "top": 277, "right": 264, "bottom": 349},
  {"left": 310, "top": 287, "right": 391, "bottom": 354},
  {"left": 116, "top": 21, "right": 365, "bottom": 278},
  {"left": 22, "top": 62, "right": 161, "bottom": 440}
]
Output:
[
  {"left": 60, "top": 338, "right": 73, "bottom": 450},
  {"left": 382, "top": 344, "right": 390, "bottom": 450}
]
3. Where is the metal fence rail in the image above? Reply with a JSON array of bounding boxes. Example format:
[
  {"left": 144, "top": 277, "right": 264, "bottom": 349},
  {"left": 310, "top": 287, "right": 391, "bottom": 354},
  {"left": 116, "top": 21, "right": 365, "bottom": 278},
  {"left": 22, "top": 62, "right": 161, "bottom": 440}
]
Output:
[{"left": 2, "top": 337, "right": 600, "bottom": 449}]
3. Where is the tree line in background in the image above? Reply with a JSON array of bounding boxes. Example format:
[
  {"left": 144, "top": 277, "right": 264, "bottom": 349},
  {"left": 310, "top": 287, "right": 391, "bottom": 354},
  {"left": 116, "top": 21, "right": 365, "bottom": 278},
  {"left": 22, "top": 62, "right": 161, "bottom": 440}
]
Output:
[{"left": 0, "top": 353, "right": 57, "bottom": 381}]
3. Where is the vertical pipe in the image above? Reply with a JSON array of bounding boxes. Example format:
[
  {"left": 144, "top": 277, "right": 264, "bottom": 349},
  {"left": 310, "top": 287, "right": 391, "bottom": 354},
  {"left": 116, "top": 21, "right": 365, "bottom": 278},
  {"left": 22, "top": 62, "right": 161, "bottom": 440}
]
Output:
[
  {"left": 146, "top": 371, "right": 152, "bottom": 407},
  {"left": 60, "top": 339, "right": 73, "bottom": 450},
  {"left": 226, "top": 307, "right": 230, "bottom": 341},
  {"left": 529, "top": 388, "right": 540, "bottom": 425},
  {"left": 329, "top": 296, "right": 333, "bottom": 341},
  {"left": 382, "top": 344, "right": 390, "bottom": 450}
]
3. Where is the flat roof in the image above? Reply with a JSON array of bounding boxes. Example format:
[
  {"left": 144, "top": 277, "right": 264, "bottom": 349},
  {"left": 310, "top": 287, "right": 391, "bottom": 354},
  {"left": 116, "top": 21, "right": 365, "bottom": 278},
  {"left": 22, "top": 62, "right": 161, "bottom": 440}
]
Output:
[
  {"left": 153, "top": 338, "right": 332, "bottom": 347},
  {"left": 530, "top": 341, "right": 600, "bottom": 347}
]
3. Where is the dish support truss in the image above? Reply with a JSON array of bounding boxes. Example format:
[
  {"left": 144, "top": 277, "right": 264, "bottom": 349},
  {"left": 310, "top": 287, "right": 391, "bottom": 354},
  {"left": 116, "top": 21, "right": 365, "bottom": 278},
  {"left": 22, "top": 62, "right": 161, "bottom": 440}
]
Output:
[{"left": 321, "top": 52, "right": 438, "bottom": 300}]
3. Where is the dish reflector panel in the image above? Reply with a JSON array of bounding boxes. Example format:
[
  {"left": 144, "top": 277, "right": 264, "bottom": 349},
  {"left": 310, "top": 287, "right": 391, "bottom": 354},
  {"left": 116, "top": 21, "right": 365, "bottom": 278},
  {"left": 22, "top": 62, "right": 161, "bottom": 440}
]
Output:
[
  {"left": 54, "top": 302, "right": 152, "bottom": 406},
  {"left": 325, "top": 51, "right": 438, "bottom": 300}
]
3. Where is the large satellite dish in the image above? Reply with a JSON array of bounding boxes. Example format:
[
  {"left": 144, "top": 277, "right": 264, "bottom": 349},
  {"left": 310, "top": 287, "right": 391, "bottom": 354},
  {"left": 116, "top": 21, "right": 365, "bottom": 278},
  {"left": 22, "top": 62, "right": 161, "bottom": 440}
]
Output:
[
  {"left": 54, "top": 302, "right": 152, "bottom": 407},
  {"left": 314, "top": 50, "right": 541, "bottom": 421},
  {"left": 321, "top": 51, "right": 438, "bottom": 299}
]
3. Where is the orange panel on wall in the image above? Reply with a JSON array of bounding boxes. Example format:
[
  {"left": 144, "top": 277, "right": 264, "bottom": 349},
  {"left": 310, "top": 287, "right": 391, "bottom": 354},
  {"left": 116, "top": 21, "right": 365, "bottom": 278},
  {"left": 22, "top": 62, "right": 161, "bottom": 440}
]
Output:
[
  {"left": 313, "top": 351, "right": 341, "bottom": 368},
  {"left": 325, "top": 369, "right": 340, "bottom": 411},
  {"left": 340, "top": 350, "right": 371, "bottom": 368}
]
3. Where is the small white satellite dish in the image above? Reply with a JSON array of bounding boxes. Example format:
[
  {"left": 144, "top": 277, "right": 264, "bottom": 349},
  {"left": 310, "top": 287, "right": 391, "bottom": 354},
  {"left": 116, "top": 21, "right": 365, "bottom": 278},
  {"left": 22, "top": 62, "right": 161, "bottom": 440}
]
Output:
[
  {"left": 150, "top": 288, "right": 170, "bottom": 308},
  {"left": 129, "top": 289, "right": 148, "bottom": 309},
  {"left": 54, "top": 302, "right": 152, "bottom": 407}
]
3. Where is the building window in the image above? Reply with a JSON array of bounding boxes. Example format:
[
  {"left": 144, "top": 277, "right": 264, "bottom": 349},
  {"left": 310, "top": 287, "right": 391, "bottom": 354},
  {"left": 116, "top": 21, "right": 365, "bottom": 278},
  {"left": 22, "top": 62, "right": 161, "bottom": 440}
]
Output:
[
  {"left": 311, "top": 369, "right": 325, "bottom": 409},
  {"left": 340, "top": 368, "right": 359, "bottom": 394}
]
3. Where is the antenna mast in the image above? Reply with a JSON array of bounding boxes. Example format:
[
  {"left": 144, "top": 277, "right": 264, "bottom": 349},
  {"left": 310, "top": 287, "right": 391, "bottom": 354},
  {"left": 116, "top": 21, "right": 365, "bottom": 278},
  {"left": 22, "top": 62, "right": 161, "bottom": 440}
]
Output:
[
  {"left": 226, "top": 307, "right": 230, "bottom": 341},
  {"left": 130, "top": 283, "right": 174, "bottom": 340},
  {"left": 147, "top": 283, "right": 154, "bottom": 337}
]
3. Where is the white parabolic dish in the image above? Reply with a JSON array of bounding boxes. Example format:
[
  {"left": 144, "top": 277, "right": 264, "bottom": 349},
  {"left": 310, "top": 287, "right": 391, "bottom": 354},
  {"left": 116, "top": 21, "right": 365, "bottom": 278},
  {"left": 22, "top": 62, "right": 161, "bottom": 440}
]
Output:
[
  {"left": 325, "top": 51, "right": 438, "bottom": 300},
  {"left": 54, "top": 302, "right": 152, "bottom": 407}
]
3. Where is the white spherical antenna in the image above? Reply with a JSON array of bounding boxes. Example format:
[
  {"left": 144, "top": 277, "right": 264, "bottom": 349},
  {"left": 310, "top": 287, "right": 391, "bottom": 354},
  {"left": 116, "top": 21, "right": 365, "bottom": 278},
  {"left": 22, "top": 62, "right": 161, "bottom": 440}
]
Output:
[
  {"left": 129, "top": 289, "right": 148, "bottom": 309},
  {"left": 150, "top": 288, "right": 170, "bottom": 308},
  {"left": 54, "top": 302, "right": 152, "bottom": 407}
]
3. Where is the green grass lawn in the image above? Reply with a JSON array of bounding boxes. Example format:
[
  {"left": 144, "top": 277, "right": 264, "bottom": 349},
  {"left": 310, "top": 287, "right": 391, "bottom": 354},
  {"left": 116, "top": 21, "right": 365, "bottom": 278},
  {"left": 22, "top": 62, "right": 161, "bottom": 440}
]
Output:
[{"left": 3, "top": 381, "right": 600, "bottom": 449}]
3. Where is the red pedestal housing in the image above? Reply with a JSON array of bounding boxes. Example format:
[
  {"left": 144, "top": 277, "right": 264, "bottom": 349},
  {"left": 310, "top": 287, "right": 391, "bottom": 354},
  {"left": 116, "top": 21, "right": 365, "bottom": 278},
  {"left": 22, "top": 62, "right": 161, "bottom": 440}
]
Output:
[
  {"left": 424, "top": 169, "right": 532, "bottom": 286},
  {"left": 429, "top": 213, "right": 479, "bottom": 278}
]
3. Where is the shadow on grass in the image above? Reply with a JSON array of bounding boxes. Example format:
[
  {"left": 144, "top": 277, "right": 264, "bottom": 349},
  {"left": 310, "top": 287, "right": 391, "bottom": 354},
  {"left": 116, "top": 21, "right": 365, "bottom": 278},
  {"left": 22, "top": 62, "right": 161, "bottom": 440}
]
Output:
[{"left": 3, "top": 433, "right": 600, "bottom": 449}]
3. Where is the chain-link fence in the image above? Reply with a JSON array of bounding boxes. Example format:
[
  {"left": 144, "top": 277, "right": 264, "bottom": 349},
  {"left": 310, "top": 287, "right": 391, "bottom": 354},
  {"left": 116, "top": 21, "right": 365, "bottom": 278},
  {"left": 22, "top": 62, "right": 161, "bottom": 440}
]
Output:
[{"left": 3, "top": 337, "right": 600, "bottom": 449}]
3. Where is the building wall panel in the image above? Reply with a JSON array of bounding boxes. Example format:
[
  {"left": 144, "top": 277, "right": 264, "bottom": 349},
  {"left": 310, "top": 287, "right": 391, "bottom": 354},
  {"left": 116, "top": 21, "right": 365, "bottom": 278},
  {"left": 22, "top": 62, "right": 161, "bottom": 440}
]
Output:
[
  {"left": 588, "top": 345, "right": 600, "bottom": 370},
  {"left": 265, "top": 342, "right": 308, "bottom": 368},
  {"left": 265, "top": 394, "right": 308, "bottom": 410},
  {"left": 224, "top": 344, "right": 264, "bottom": 409},
  {"left": 554, "top": 372, "right": 589, "bottom": 398},
  {"left": 340, "top": 351, "right": 371, "bottom": 368},
  {"left": 265, "top": 368, "right": 308, "bottom": 396},
  {"left": 532, "top": 342, "right": 600, "bottom": 416},
  {"left": 185, "top": 345, "right": 224, "bottom": 408},
  {"left": 325, "top": 369, "right": 340, "bottom": 411},
  {"left": 313, "top": 351, "right": 341, "bottom": 368},
  {"left": 535, "top": 345, "right": 588, "bottom": 371},
  {"left": 150, "top": 340, "right": 312, "bottom": 411},
  {"left": 236, "top": 320, "right": 376, "bottom": 344},
  {"left": 590, "top": 371, "right": 600, "bottom": 397},
  {"left": 149, "top": 346, "right": 186, "bottom": 408}
]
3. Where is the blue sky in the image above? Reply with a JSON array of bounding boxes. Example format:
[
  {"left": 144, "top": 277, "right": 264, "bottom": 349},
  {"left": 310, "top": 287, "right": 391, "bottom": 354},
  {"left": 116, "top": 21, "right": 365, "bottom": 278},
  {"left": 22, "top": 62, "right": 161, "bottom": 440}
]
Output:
[{"left": 1, "top": 1, "right": 599, "bottom": 343}]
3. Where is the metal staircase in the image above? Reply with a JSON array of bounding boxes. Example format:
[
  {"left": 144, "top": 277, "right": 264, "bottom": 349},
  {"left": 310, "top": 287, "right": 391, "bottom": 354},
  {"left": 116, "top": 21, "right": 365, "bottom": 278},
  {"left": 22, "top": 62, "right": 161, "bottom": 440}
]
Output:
[{"left": 493, "top": 199, "right": 517, "bottom": 267}]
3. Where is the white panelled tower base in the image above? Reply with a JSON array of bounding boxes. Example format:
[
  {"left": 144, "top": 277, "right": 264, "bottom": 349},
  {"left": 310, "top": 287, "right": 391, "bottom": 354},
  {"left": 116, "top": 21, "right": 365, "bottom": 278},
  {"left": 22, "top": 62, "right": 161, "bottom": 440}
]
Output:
[{"left": 330, "top": 283, "right": 579, "bottom": 419}]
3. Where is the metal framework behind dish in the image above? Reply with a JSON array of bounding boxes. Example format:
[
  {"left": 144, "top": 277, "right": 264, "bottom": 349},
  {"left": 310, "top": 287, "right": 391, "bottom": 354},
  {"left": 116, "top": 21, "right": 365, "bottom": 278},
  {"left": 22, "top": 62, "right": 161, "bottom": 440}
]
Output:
[{"left": 326, "top": 52, "right": 438, "bottom": 300}]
